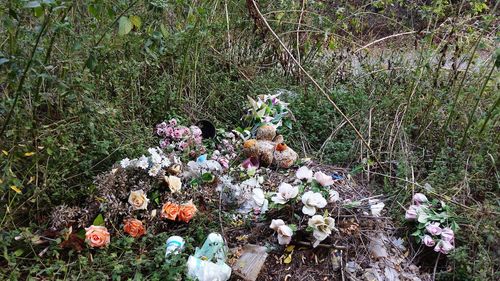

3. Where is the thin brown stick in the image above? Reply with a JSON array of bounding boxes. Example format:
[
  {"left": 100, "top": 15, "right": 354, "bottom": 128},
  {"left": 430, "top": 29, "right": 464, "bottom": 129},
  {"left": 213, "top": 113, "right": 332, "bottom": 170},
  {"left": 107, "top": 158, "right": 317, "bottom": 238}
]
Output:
[{"left": 250, "top": 0, "right": 386, "bottom": 173}]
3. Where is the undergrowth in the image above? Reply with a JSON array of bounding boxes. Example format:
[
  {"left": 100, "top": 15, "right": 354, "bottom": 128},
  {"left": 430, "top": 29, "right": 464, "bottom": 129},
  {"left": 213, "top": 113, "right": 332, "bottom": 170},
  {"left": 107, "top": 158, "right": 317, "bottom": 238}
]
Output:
[{"left": 1, "top": 0, "right": 499, "bottom": 280}]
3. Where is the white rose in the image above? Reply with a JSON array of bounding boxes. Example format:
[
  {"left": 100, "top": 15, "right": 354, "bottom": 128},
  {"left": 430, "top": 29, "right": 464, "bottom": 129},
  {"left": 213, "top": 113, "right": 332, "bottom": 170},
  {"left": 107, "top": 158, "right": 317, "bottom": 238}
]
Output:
[
  {"left": 128, "top": 189, "right": 149, "bottom": 210},
  {"left": 308, "top": 215, "right": 337, "bottom": 247},
  {"left": 329, "top": 190, "right": 340, "bottom": 203},
  {"left": 252, "top": 188, "right": 268, "bottom": 214},
  {"left": 165, "top": 175, "right": 182, "bottom": 193},
  {"left": 296, "top": 166, "right": 313, "bottom": 180},
  {"left": 301, "top": 191, "right": 327, "bottom": 216},
  {"left": 269, "top": 219, "right": 293, "bottom": 245},
  {"left": 271, "top": 183, "right": 299, "bottom": 204}
]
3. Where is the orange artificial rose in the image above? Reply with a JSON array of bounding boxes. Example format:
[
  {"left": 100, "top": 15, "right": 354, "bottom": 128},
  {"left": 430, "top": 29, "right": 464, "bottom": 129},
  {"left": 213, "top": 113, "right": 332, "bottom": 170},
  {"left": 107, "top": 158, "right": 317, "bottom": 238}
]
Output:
[
  {"left": 276, "top": 143, "right": 288, "bottom": 152},
  {"left": 123, "top": 218, "right": 146, "bottom": 238},
  {"left": 179, "top": 201, "right": 197, "bottom": 223},
  {"left": 161, "top": 202, "right": 180, "bottom": 221},
  {"left": 85, "top": 225, "right": 110, "bottom": 248}
]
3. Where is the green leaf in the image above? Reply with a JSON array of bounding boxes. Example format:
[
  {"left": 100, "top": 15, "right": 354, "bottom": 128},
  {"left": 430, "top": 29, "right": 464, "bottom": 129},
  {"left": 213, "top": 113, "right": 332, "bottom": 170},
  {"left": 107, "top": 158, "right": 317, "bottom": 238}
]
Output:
[
  {"left": 76, "top": 229, "right": 86, "bottom": 240},
  {"left": 129, "top": 15, "right": 142, "bottom": 29},
  {"left": 201, "top": 172, "right": 215, "bottom": 183},
  {"left": 92, "top": 214, "right": 105, "bottom": 226},
  {"left": 160, "top": 24, "right": 169, "bottom": 38},
  {"left": 88, "top": 4, "right": 98, "bottom": 18},
  {"left": 14, "top": 249, "right": 24, "bottom": 257},
  {"left": 118, "top": 16, "right": 133, "bottom": 36}
]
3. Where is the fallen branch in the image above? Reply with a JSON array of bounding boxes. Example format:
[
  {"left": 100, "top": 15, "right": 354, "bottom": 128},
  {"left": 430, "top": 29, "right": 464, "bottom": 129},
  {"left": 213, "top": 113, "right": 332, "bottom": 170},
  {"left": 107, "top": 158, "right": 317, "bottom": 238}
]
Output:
[{"left": 296, "top": 241, "right": 347, "bottom": 250}]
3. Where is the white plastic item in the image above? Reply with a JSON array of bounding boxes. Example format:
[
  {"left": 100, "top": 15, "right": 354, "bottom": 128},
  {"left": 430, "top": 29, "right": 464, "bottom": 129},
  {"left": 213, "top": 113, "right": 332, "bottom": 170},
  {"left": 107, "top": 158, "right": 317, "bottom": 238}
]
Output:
[
  {"left": 187, "top": 256, "right": 232, "bottom": 281},
  {"left": 186, "top": 233, "right": 231, "bottom": 281},
  {"left": 165, "top": 236, "right": 185, "bottom": 257}
]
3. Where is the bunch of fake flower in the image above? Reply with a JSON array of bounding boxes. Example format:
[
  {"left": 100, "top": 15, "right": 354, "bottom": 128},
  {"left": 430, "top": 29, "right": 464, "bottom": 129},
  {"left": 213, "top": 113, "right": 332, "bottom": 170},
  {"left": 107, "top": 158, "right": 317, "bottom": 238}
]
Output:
[
  {"left": 405, "top": 193, "right": 457, "bottom": 254},
  {"left": 155, "top": 118, "right": 206, "bottom": 156},
  {"left": 120, "top": 147, "right": 174, "bottom": 177},
  {"left": 210, "top": 130, "right": 239, "bottom": 169},
  {"left": 245, "top": 93, "right": 290, "bottom": 130},
  {"left": 267, "top": 166, "right": 342, "bottom": 247}
]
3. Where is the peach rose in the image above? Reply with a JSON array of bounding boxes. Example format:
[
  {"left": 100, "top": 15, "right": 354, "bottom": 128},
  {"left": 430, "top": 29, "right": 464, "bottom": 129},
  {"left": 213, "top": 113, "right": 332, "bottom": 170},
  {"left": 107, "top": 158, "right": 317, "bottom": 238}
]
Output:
[
  {"left": 179, "top": 201, "right": 197, "bottom": 223},
  {"left": 123, "top": 218, "right": 146, "bottom": 238},
  {"left": 85, "top": 225, "right": 110, "bottom": 248},
  {"left": 161, "top": 202, "right": 180, "bottom": 221}
]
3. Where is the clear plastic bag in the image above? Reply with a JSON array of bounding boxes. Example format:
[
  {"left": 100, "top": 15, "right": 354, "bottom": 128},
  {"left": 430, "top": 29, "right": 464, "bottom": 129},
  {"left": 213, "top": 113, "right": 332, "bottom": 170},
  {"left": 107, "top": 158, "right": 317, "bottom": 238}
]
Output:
[{"left": 186, "top": 233, "right": 231, "bottom": 281}]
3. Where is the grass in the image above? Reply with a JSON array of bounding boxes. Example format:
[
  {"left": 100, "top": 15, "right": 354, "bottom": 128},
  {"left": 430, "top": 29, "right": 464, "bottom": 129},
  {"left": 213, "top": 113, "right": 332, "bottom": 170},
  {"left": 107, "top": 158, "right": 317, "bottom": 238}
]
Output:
[{"left": 1, "top": 0, "right": 499, "bottom": 280}]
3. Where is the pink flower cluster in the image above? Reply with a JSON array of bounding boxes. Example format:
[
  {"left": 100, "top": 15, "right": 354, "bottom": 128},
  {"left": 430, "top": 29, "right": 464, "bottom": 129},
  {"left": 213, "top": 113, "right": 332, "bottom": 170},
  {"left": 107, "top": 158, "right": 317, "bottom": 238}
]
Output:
[
  {"left": 422, "top": 223, "right": 455, "bottom": 254},
  {"left": 405, "top": 193, "right": 455, "bottom": 254},
  {"left": 211, "top": 132, "right": 238, "bottom": 169},
  {"left": 156, "top": 119, "right": 205, "bottom": 154}
]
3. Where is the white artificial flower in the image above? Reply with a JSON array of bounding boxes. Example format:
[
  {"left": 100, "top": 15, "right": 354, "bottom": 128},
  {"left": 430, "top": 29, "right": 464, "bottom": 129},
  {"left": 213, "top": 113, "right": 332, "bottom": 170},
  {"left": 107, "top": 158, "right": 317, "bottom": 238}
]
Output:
[
  {"left": 161, "top": 157, "right": 171, "bottom": 168},
  {"left": 308, "top": 215, "right": 337, "bottom": 247},
  {"left": 252, "top": 188, "right": 266, "bottom": 206},
  {"left": 148, "top": 147, "right": 163, "bottom": 165},
  {"left": 271, "top": 183, "right": 299, "bottom": 204},
  {"left": 269, "top": 219, "right": 293, "bottom": 245},
  {"left": 136, "top": 155, "right": 149, "bottom": 170},
  {"left": 165, "top": 175, "right": 182, "bottom": 193},
  {"left": 252, "top": 188, "right": 268, "bottom": 214},
  {"left": 329, "top": 190, "right": 340, "bottom": 203},
  {"left": 314, "top": 171, "right": 334, "bottom": 187},
  {"left": 301, "top": 191, "right": 327, "bottom": 216},
  {"left": 369, "top": 199, "right": 385, "bottom": 217},
  {"left": 120, "top": 158, "right": 131, "bottom": 168},
  {"left": 296, "top": 166, "right": 313, "bottom": 180},
  {"left": 148, "top": 164, "right": 162, "bottom": 177}
]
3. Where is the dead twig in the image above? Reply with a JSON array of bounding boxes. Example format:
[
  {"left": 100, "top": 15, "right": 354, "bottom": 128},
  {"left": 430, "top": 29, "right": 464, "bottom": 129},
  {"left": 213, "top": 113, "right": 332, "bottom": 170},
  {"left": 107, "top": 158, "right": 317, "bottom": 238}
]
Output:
[{"left": 296, "top": 241, "right": 347, "bottom": 250}]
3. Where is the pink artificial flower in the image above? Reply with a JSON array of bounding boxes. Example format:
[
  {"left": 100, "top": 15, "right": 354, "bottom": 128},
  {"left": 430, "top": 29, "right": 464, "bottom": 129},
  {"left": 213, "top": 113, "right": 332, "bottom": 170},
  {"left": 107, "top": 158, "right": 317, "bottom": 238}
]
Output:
[
  {"left": 434, "top": 240, "right": 454, "bottom": 254},
  {"left": 173, "top": 129, "right": 183, "bottom": 140},
  {"left": 405, "top": 205, "right": 419, "bottom": 220},
  {"left": 169, "top": 118, "right": 177, "bottom": 126},
  {"left": 199, "top": 146, "right": 206, "bottom": 154},
  {"left": 190, "top": 126, "right": 202, "bottom": 137},
  {"left": 177, "top": 141, "right": 188, "bottom": 151},
  {"left": 156, "top": 122, "right": 168, "bottom": 136},
  {"left": 423, "top": 235, "right": 435, "bottom": 247},
  {"left": 441, "top": 227, "right": 454, "bottom": 242},
  {"left": 263, "top": 116, "right": 273, "bottom": 123},
  {"left": 242, "top": 157, "right": 260, "bottom": 169},
  {"left": 156, "top": 127, "right": 165, "bottom": 136},
  {"left": 180, "top": 127, "right": 191, "bottom": 137},
  {"left": 165, "top": 126, "right": 174, "bottom": 137},
  {"left": 314, "top": 171, "right": 334, "bottom": 187},
  {"left": 272, "top": 97, "right": 280, "bottom": 105},
  {"left": 413, "top": 193, "right": 428, "bottom": 206},
  {"left": 426, "top": 222, "right": 442, "bottom": 236},
  {"left": 218, "top": 157, "right": 229, "bottom": 169},
  {"left": 194, "top": 136, "right": 202, "bottom": 145},
  {"left": 156, "top": 122, "right": 168, "bottom": 129},
  {"left": 160, "top": 139, "right": 170, "bottom": 148}
]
